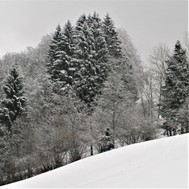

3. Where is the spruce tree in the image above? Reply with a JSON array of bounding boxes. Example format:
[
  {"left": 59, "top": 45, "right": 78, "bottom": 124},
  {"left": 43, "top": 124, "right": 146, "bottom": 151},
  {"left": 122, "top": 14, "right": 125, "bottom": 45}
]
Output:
[
  {"left": 88, "top": 12, "right": 109, "bottom": 96},
  {"left": 48, "top": 25, "right": 62, "bottom": 67},
  {"left": 74, "top": 13, "right": 109, "bottom": 108},
  {"left": 0, "top": 68, "right": 26, "bottom": 132},
  {"left": 47, "top": 25, "right": 62, "bottom": 82},
  {"left": 102, "top": 14, "right": 122, "bottom": 58},
  {"left": 47, "top": 13, "right": 121, "bottom": 109},
  {"left": 54, "top": 21, "right": 76, "bottom": 91},
  {"left": 160, "top": 41, "right": 189, "bottom": 135},
  {"left": 90, "top": 12, "right": 109, "bottom": 64},
  {"left": 75, "top": 14, "right": 87, "bottom": 32},
  {"left": 47, "top": 22, "right": 76, "bottom": 92},
  {"left": 74, "top": 15, "right": 94, "bottom": 106}
]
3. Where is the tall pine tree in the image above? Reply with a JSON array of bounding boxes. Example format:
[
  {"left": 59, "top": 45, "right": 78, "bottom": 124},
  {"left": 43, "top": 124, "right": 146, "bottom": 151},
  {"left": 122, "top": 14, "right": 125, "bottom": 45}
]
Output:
[
  {"left": 102, "top": 14, "right": 122, "bottom": 58},
  {"left": 47, "top": 22, "right": 76, "bottom": 92},
  {"left": 0, "top": 68, "right": 26, "bottom": 132},
  {"left": 160, "top": 41, "right": 189, "bottom": 135},
  {"left": 47, "top": 13, "right": 123, "bottom": 109},
  {"left": 47, "top": 24, "right": 62, "bottom": 69},
  {"left": 74, "top": 13, "right": 109, "bottom": 108}
]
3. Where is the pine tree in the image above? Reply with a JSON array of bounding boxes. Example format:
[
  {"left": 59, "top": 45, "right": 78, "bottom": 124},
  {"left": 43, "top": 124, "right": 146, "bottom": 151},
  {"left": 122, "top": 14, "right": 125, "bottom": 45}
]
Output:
[
  {"left": 160, "top": 41, "right": 189, "bottom": 135},
  {"left": 0, "top": 68, "right": 26, "bottom": 132},
  {"left": 47, "top": 22, "right": 76, "bottom": 92},
  {"left": 87, "top": 12, "right": 109, "bottom": 102},
  {"left": 74, "top": 13, "right": 109, "bottom": 108},
  {"left": 75, "top": 14, "right": 87, "bottom": 32},
  {"left": 73, "top": 15, "right": 94, "bottom": 106},
  {"left": 54, "top": 21, "right": 76, "bottom": 91},
  {"left": 47, "top": 25, "right": 62, "bottom": 82},
  {"left": 102, "top": 14, "right": 122, "bottom": 58},
  {"left": 47, "top": 25, "right": 62, "bottom": 69},
  {"left": 47, "top": 13, "right": 121, "bottom": 109},
  {"left": 90, "top": 12, "right": 109, "bottom": 65}
]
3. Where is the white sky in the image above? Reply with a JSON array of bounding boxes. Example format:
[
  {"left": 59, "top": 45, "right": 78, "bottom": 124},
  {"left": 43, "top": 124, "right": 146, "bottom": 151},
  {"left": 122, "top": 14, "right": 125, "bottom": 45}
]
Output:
[{"left": 0, "top": 0, "right": 188, "bottom": 63}]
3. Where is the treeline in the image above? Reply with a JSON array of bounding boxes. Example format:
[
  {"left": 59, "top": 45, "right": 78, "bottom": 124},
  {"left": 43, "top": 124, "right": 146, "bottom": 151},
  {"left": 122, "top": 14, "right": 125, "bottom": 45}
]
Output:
[{"left": 0, "top": 12, "right": 188, "bottom": 185}]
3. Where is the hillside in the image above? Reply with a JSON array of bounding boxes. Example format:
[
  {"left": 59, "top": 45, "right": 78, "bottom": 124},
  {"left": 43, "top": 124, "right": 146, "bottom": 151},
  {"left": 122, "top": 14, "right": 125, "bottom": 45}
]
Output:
[{"left": 1, "top": 134, "right": 188, "bottom": 188}]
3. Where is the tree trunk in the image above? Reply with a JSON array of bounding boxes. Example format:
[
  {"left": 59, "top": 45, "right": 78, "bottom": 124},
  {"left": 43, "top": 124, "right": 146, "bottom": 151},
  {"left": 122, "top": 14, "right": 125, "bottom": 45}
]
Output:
[
  {"left": 90, "top": 145, "right": 93, "bottom": 156},
  {"left": 173, "top": 128, "right": 177, "bottom": 135},
  {"left": 158, "top": 76, "right": 163, "bottom": 118},
  {"left": 185, "top": 124, "right": 189, "bottom": 133},
  {"left": 112, "top": 111, "right": 116, "bottom": 145},
  {"left": 89, "top": 117, "right": 93, "bottom": 156},
  {"left": 181, "top": 127, "right": 184, "bottom": 134},
  {"left": 168, "top": 128, "right": 172, "bottom": 136},
  {"left": 140, "top": 96, "right": 146, "bottom": 118}
]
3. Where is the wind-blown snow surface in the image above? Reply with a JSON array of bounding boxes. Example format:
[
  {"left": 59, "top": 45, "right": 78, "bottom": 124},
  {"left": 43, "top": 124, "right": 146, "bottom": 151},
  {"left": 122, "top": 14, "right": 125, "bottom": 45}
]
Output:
[{"left": 1, "top": 134, "right": 188, "bottom": 188}]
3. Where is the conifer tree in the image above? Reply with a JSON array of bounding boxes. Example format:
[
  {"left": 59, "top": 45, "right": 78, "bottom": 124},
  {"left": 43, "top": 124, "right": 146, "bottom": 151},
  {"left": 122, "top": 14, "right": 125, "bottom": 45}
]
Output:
[
  {"left": 47, "top": 25, "right": 62, "bottom": 81},
  {"left": 47, "top": 13, "right": 122, "bottom": 109},
  {"left": 0, "top": 68, "right": 26, "bottom": 132},
  {"left": 88, "top": 12, "right": 109, "bottom": 96},
  {"left": 47, "top": 22, "right": 77, "bottom": 92},
  {"left": 54, "top": 21, "right": 76, "bottom": 90},
  {"left": 48, "top": 25, "right": 62, "bottom": 67},
  {"left": 74, "top": 13, "right": 109, "bottom": 107},
  {"left": 102, "top": 14, "right": 122, "bottom": 58},
  {"left": 160, "top": 41, "right": 189, "bottom": 135},
  {"left": 90, "top": 12, "right": 109, "bottom": 64},
  {"left": 75, "top": 14, "right": 87, "bottom": 32}
]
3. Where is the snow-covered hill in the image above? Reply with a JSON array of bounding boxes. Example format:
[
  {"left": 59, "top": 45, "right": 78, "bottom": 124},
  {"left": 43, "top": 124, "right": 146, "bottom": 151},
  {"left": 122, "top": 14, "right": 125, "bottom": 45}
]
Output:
[{"left": 1, "top": 134, "right": 188, "bottom": 188}]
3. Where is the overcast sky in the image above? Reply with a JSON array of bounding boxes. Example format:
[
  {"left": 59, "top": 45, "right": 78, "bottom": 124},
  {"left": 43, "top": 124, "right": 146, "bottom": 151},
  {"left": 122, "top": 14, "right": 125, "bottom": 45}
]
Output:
[{"left": 0, "top": 0, "right": 188, "bottom": 63}]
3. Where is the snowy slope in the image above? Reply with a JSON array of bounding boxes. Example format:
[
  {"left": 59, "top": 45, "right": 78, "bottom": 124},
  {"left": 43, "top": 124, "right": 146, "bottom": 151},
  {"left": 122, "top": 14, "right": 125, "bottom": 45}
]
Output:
[{"left": 1, "top": 134, "right": 188, "bottom": 188}]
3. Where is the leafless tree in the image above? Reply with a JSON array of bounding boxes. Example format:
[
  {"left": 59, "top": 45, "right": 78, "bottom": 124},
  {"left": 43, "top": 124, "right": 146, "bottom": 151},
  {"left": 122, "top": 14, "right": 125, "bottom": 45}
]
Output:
[{"left": 147, "top": 44, "right": 171, "bottom": 118}]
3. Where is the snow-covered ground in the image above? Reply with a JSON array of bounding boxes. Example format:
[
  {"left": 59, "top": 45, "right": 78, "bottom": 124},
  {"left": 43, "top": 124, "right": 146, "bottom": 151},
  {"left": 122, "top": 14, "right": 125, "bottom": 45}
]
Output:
[{"left": 1, "top": 134, "right": 188, "bottom": 188}]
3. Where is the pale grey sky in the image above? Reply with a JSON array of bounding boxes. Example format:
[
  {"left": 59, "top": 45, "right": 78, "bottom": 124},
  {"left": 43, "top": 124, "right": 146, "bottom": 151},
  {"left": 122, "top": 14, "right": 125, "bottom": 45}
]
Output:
[{"left": 0, "top": 0, "right": 188, "bottom": 63}]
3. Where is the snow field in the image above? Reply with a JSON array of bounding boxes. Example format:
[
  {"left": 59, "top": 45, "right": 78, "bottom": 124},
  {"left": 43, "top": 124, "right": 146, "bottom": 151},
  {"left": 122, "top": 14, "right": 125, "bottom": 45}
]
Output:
[{"left": 1, "top": 134, "right": 188, "bottom": 188}]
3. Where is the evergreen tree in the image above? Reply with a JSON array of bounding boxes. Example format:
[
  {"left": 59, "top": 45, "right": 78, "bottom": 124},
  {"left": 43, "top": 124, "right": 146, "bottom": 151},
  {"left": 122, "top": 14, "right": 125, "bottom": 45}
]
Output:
[
  {"left": 74, "top": 13, "right": 109, "bottom": 108},
  {"left": 74, "top": 15, "right": 94, "bottom": 106},
  {"left": 102, "top": 14, "right": 122, "bottom": 58},
  {"left": 54, "top": 21, "right": 76, "bottom": 91},
  {"left": 0, "top": 68, "right": 26, "bottom": 132},
  {"left": 47, "top": 25, "right": 62, "bottom": 83},
  {"left": 160, "top": 41, "right": 189, "bottom": 135},
  {"left": 47, "top": 25, "right": 62, "bottom": 70},
  {"left": 88, "top": 12, "right": 109, "bottom": 101},
  {"left": 75, "top": 14, "right": 87, "bottom": 32},
  {"left": 90, "top": 12, "right": 109, "bottom": 66},
  {"left": 47, "top": 13, "right": 121, "bottom": 109},
  {"left": 47, "top": 22, "right": 76, "bottom": 92}
]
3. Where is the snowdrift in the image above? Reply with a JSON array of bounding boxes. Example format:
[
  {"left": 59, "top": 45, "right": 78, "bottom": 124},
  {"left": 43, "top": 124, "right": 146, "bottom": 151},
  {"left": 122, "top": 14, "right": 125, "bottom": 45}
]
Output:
[{"left": 1, "top": 134, "right": 188, "bottom": 188}]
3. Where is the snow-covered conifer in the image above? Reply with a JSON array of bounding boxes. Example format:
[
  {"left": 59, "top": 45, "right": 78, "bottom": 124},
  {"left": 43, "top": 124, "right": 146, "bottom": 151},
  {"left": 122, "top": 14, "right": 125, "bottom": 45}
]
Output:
[
  {"left": 102, "top": 14, "right": 122, "bottom": 58},
  {"left": 0, "top": 68, "right": 26, "bottom": 132},
  {"left": 48, "top": 25, "right": 62, "bottom": 67},
  {"left": 74, "top": 13, "right": 109, "bottom": 108},
  {"left": 160, "top": 41, "right": 189, "bottom": 134},
  {"left": 47, "top": 22, "right": 77, "bottom": 92}
]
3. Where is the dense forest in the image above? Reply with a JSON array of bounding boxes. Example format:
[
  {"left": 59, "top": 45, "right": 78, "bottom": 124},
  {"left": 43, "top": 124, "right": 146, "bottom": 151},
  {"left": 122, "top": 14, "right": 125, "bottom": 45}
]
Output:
[{"left": 0, "top": 12, "right": 188, "bottom": 185}]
